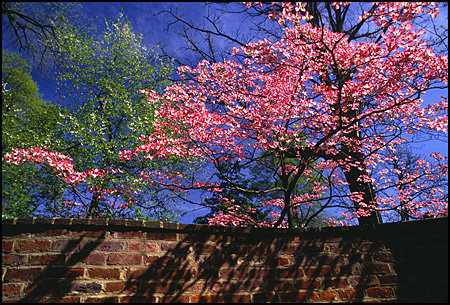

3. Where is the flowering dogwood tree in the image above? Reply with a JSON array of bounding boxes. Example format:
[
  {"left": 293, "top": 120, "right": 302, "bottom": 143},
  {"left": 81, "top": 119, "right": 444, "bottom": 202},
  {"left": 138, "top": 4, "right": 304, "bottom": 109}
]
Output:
[
  {"left": 4, "top": 2, "right": 448, "bottom": 227},
  {"left": 128, "top": 2, "right": 447, "bottom": 227}
]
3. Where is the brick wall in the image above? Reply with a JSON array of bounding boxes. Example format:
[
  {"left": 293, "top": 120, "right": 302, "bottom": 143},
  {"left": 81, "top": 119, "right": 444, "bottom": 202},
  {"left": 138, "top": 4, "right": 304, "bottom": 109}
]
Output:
[{"left": 2, "top": 217, "right": 448, "bottom": 303}]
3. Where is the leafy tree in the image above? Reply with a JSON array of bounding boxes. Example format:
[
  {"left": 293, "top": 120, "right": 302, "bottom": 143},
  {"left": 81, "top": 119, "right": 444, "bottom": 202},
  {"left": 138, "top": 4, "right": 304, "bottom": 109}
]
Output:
[
  {"left": 122, "top": 3, "right": 447, "bottom": 228},
  {"left": 44, "top": 13, "right": 189, "bottom": 220},
  {"left": 2, "top": 49, "right": 65, "bottom": 218},
  {"left": 3, "top": 13, "right": 195, "bottom": 221}
]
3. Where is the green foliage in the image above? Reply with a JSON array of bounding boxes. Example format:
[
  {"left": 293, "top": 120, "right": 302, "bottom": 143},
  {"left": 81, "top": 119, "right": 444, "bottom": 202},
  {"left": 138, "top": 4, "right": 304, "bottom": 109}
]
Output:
[
  {"left": 48, "top": 13, "right": 188, "bottom": 220},
  {"left": 2, "top": 49, "right": 66, "bottom": 218}
]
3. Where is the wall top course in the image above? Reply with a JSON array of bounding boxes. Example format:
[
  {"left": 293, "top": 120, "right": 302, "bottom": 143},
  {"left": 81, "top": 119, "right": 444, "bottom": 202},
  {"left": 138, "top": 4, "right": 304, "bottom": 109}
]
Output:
[{"left": 2, "top": 216, "right": 447, "bottom": 236}]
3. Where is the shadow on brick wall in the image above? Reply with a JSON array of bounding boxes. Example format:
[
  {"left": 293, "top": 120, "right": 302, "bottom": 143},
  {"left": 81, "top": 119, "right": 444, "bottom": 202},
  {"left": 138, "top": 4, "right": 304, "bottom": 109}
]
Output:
[
  {"left": 117, "top": 221, "right": 448, "bottom": 303},
  {"left": 4, "top": 225, "right": 107, "bottom": 303},
  {"left": 2, "top": 217, "right": 448, "bottom": 303}
]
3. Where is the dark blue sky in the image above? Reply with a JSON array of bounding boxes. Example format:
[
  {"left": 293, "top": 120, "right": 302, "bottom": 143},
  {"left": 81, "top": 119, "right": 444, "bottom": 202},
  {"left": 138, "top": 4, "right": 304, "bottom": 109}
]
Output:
[{"left": 25, "top": 2, "right": 251, "bottom": 106}]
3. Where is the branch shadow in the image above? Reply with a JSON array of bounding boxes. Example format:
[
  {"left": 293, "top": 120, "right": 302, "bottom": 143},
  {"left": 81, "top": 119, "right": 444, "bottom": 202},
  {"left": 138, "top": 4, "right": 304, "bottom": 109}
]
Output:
[
  {"left": 119, "top": 224, "right": 397, "bottom": 303},
  {"left": 4, "top": 223, "right": 107, "bottom": 303}
]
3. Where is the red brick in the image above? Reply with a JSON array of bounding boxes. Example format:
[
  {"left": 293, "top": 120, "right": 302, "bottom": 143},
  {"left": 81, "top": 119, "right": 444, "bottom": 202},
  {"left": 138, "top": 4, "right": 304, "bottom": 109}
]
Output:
[
  {"left": 2, "top": 254, "right": 27, "bottom": 266},
  {"left": 2, "top": 283, "right": 22, "bottom": 297},
  {"left": 72, "top": 231, "right": 106, "bottom": 238},
  {"left": 161, "top": 243, "right": 192, "bottom": 255},
  {"left": 240, "top": 280, "right": 265, "bottom": 292},
  {"left": 193, "top": 244, "right": 217, "bottom": 254},
  {"left": 112, "top": 231, "right": 143, "bottom": 239},
  {"left": 40, "top": 296, "right": 81, "bottom": 303},
  {"left": 105, "top": 281, "right": 125, "bottom": 292},
  {"left": 3, "top": 233, "right": 30, "bottom": 239},
  {"left": 184, "top": 282, "right": 207, "bottom": 292},
  {"left": 321, "top": 254, "right": 348, "bottom": 265},
  {"left": 51, "top": 239, "right": 90, "bottom": 251},
  {"left": 223, "top": 294, "right": 252, "bottom": 303},
  {"left": 348, "top": 275, "right": 380, "bottom": 287},
  {"left": 378, "top": 274, "right": 398, "bottom": 285},
  {"left": 249, "top": 245, "right": 273, "bottom": 256},
  {"left": 88, "top": 268, "right": 120, "bottom": 279},
  {"left": 211, "top": 282, "right": 233, "bottom": 293},
  {"left": 29, "top": 254, "right": 65, "bottom": 265},
  {"left": 5, "top": 267, "right": 42, "bottom": 281},
  {"left": 212, "top": 280, "right": 263, "bottom": 292},
  {"left": 277, "top": 268, "right": 304, "bottom": 278},
  {"left": 121, "top": 295, "right": 157, "bottom": 303},
  {"left": 325, "top": 237, "right": 344, "bottom": 243},
  {"left": 338, "top": 288, "right": 358, "bottom": 300},
  {"left": 253, "top": 293, "right": 278, "bottom": 303},
  {"left": 84, "top": 297, "right": 119, "bottom": 303},
  {"left": 165, "top": 268, "right": 193, "bottom": 281},
  {"left": 16, "top": 240, "right": 51, "bottom": 252},
  {"left": 67, "top": 282, "right": 102, "bottom": 294},
  {"left": 157, "top": 295, "right": 190, "bottom": 303},
  {"left": 269, "top": 280, "right": 293, "bottom": 291},
  {"left": 141, "top": 282, "right": 181, "bottom": 294},
  {"left": 107, "top": 253, "right": 142, "bottom": 265},
  {"left": 80, "top": 253, "right": 106, "bottom": 265},
  {"left": 26, "top": 281, "right": 68, "bottom": 295},
  {"left": 147, "top": 232, "right": 176, "bottom": 241},
  {"left": 372, "top": 251, "right": 395, "bottom": 261},
  {"left": 328, "top": 278, "right": 350, "bottom": 288},
  {"left": 277, "top": 245, "right": 298, "bottom": 254},
  {"left": 45, "top": 268, "right": 84, "bottom": 279},
  {"left": 122, "top": 282, "right": 140, "bottom": 293},
  {"left": 354, "top": 242, "right": 376, "bottom": 252},
  {"left": 95, "top": 241, "right": 123, "bottom": 252},
  {"left": 35, "top": 229, "right": 69, "bottom": 237},
  {"left": 295, "top": 279, "right": 321, "bottom": 289},
  {"left": 310, "top": 290, "right": 336, "bottom": 301},
  {"left": 192, "top": 295, "right": 223, "bottom": 303},
  {"left": 332, "top": 264, "right": 362, "bottom": 276},
  {"left": 105, "top": 281, "right": 139, "bottom": 293},
  {"left": 127, "top": 241, "right": 158, "bottom": 251},
  {"left": 220, "top": 268, "right": 248, "bottom": 279},
  {"left": 145, "top": 255, "right": 175, "bottom": 266},
  {"left": 279, "top": 292, "right": 308, "bottom": 302},
  {"left": 361, "top": 262, "right": 391, "bottom": 274},
  {"left": 2, "top": 241, "right": 14, "bottom": 252},
  {"left": 126, "top": 267, "right": 156, "bottom": 279},
  {"left": 207, "top": 234, "right": 233, "bottom": 244},
  {"left": 304, "top": 266, "right": 331, "bottom": 277},
  {"left": 366, "top": 287, "right": 395, "bottom": 298},
  {"left": 265, "top": 256, "right": 290, "bottom": 266}
]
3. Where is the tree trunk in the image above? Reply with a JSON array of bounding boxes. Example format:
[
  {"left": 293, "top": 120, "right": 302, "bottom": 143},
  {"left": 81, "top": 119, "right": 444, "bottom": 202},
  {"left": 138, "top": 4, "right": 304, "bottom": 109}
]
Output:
[{"left": 341, "top": 143, "right": 382, "bottom": 225}]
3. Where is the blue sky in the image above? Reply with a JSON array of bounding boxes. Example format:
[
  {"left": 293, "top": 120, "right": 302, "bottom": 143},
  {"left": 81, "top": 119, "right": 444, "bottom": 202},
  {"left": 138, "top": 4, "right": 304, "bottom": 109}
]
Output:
[{"left": 3, "top": 2, "right": 448, "bottom": 224}]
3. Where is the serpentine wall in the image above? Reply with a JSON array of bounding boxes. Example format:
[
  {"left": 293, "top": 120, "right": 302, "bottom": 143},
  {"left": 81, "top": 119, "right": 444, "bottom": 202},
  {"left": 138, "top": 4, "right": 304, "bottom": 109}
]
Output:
[{"left": 2, "top": 217, "right": 448, "bottom": 303}]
